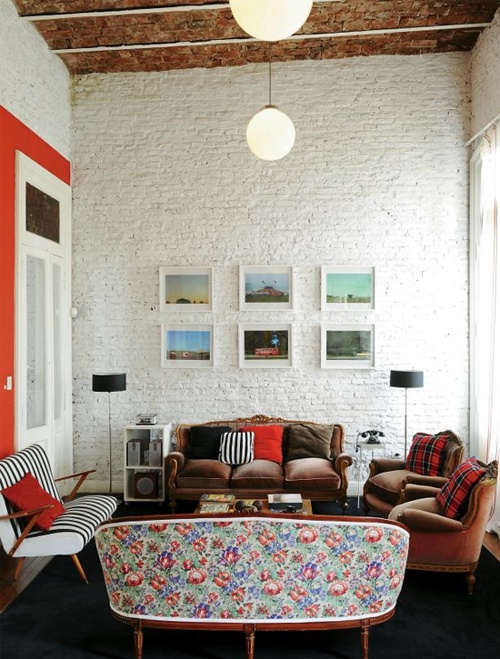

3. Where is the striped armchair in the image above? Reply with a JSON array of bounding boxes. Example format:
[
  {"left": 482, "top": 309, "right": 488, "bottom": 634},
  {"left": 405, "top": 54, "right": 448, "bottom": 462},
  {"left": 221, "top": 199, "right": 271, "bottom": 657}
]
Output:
[{"left": 0, "top": 444, "right": 118, "bottom": 584}]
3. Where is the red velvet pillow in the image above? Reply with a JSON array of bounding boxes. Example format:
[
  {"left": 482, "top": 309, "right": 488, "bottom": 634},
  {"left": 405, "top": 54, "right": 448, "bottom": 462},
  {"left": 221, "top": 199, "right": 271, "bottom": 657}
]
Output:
[
  {"left": 1, "top": 473, "right": 65, "bottom": 531},
  {"left": 241, "top": 425, "right": 284, "bottom": 465},
  {"left": 405, "top": 431, "right": 449, "bottom": 476}
]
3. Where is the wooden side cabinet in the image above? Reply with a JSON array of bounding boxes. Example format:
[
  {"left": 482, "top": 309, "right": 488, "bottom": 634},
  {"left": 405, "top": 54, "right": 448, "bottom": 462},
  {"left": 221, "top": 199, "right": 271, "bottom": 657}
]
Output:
[{"left": 123, "top": 423, "right": 172, "bottom": 503}]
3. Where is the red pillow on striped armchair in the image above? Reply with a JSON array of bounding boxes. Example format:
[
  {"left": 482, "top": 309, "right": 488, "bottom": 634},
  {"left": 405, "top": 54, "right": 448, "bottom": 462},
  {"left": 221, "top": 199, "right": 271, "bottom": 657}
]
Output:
[
  {"left": 405, "top": 431, "right": 450, "bottom": 476},
  {"left": 436, "top": 457, "right": 488, "bottom": 519}
]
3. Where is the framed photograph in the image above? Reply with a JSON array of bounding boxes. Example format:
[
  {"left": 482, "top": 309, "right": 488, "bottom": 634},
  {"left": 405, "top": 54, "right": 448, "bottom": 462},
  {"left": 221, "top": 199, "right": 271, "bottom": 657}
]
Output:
[
  {"left": 239, "top": 324, "right": 293, "bottom": 368},
  {"left": 239, "top": 266, "right": 293, "bottom": 310},
  {"left": 321, "top": 266, "right": 375, "bottom": 310},
  {"left": 159, "top": 266, "right": 213, "bottom": 312},
  {"left": 321, "top": 324, "right": 375, "bottom": 369},
  {"left": 161, "top": 324, "right": 214, "bottom": 368}
]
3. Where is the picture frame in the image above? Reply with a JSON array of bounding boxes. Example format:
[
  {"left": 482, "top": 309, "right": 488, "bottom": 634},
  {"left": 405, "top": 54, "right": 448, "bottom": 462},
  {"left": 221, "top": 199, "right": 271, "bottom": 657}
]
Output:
[
  {"left": 321, "top": 266, "right": 375, "bottom": 310},
  {"left": 321, "top": 324, "right": 375, "bottom": 369},
  {"left": 161, "top": 324, "right": 214, "bottom": 368},
  {"left": 239, "top": 324, "right": 293, "bottom": 368},
  {"left": 239, "top": 266, "right": 293, "bottom": 311},
  {"left": 159, "top": 266, "right": 213, "bottom": 312}
]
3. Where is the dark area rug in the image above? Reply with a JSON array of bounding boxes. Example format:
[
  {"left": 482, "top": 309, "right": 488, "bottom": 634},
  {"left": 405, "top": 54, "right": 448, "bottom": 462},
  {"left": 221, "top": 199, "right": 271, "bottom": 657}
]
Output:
[{"left": 1, "top": 498, "right": 499, "bottom": 659}]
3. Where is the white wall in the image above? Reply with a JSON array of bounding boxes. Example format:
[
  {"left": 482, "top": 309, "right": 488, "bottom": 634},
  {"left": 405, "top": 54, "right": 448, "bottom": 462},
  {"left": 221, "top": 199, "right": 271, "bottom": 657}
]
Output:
[
  {"left": 71, "top": 54, "right": 470, "bottom": 490},
  {"left": 470, "top": 7, "right": 500, "bottom": 136},
  {"left": 0, "top": 0, "right": 71, "bottom": 156}
]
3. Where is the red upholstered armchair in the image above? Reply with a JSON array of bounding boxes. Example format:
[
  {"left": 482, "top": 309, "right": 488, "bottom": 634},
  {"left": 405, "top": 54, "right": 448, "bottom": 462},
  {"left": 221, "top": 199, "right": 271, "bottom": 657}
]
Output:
[
  {"left": 388, "top": 459, "right": 497, "bottom": 594},
  {"left": 363, "top": 430, "right": 464, "bottom": 516}
]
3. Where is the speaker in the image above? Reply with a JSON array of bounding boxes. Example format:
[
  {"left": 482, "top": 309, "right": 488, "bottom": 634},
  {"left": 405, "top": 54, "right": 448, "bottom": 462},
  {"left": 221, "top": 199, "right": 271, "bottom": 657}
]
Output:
[
  {"left": 127, "top": 440, "right": 141, "bottom": 466},
  {"left": 133, "top": 472, "right": 158, "bottom": 499},
  {"left": 149, "top": 440, "right": 163, "bottom": 467}
]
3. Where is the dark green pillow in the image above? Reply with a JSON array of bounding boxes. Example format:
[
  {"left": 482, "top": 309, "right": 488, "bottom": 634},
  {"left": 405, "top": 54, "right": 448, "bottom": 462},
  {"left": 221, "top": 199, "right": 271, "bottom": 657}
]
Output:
[
  {"left": 189, "top": 426, "right": 231, "bottom": 460},
  {"left": 286, "top": 423, "right": 333, "bottom": 461}
]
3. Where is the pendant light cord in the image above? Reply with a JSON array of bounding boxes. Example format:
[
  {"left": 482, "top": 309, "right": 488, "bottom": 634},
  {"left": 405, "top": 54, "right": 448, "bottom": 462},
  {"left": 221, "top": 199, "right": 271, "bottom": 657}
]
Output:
[{"left": 268, "top": 42, "right": 272, "bottom": 106}]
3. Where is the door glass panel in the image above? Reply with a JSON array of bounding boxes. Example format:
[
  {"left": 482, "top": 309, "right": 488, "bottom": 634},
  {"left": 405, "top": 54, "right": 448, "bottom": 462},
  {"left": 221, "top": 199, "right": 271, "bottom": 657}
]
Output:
[
  {"left": 53, "top": 263, "right": 62, "bottom": 421},
  {"left": 26, "top": 256, "right": 46, "bottom": 429},
  {"left": 25, "top": 182, "right": 60, "bottom": 243}
]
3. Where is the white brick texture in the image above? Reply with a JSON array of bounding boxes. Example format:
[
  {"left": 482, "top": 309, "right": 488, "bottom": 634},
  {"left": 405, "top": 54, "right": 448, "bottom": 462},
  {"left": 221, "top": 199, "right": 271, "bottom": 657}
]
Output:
[
  {"left": 0, "top": 0, "right": 70, "bottom": 157},
  {"left": 470, "top": 8, "right": 500, "bottom": 136},
  {"left": 71, "top": 54, "right": 471, "bottom": 488}
]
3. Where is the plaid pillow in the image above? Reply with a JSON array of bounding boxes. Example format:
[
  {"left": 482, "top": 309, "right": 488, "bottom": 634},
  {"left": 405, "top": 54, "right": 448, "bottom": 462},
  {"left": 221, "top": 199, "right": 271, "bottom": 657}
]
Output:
[
  {"left": 406, "top": 432, "right": 449, "bottom": 476},
  {"left": 218, "top": 431, "right": 254, "bottom": 466},
  {"left": 436, "top": 457, "right": 487, "bottom": 519}
]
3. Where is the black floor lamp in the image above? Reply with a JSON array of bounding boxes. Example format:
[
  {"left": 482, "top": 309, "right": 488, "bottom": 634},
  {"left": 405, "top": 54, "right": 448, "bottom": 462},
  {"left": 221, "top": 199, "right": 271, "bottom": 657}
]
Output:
[
  {"left": 390, "top": 370, "right": 424, "bottom": 456},
  {"left": 92, "top": 373, "right": 126, "bottom": 494}
]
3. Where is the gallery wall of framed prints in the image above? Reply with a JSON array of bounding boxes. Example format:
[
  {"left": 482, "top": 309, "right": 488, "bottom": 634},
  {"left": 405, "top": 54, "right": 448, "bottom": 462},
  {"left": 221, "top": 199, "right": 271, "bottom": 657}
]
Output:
[{"left": 158, "top": 265, "right": 376, "bottom": 370}]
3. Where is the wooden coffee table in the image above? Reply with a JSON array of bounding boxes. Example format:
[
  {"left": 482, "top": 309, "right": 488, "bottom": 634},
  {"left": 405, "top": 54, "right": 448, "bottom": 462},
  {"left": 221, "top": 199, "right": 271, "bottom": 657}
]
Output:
[{"left": 196, "top": 497, "right": 313, "bottom": 515}]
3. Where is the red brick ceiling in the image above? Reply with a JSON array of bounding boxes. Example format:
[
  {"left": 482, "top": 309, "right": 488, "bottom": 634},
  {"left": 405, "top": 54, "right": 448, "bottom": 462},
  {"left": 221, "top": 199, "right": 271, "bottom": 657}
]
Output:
[{"left": 12, "top": 1, "right": 500, "bottom": 75}]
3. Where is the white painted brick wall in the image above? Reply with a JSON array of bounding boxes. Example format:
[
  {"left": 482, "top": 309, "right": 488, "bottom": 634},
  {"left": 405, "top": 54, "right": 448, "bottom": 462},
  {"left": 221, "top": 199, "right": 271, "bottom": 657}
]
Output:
[
  {"left": 470, "top": 7, "right": 500, "bottom": 136},
  {"left": 0, "top": 0, "right": 71, "bottom": 157},
  {"left": 71, "top": 54, "right": 471, "bottom": 490}
]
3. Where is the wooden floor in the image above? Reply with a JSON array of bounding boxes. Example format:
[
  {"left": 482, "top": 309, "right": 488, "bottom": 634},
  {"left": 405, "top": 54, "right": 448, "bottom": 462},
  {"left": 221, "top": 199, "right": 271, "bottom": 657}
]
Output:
[{"left": 1, "top": 532, "right": 499, "bottom": 615}]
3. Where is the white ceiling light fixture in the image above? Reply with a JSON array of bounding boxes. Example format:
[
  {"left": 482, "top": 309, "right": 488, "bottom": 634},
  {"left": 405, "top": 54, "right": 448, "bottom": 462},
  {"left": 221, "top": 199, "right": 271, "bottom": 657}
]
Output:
[
  {"left": 246, "top": 49, "right": 296, "bottom": 161},
  {"left": 229, "top": 0, "right": 313, "bottom": 42}
]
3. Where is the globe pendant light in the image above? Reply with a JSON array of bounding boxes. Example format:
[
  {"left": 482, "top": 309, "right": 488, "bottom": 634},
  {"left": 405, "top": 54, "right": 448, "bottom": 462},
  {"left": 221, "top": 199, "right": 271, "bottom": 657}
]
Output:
[
  {"left": 246, "top": 51, "right": 295, "bottom": 161},
  {"left": 229, "top": 0, "right": 313, "bottom": 42}
]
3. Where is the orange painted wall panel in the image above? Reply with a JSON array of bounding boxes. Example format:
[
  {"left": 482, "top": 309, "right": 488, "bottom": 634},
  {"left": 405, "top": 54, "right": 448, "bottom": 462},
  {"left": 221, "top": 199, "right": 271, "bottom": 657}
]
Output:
[{"left": 0, "top": 106, "right": 70, "bottom": 459}]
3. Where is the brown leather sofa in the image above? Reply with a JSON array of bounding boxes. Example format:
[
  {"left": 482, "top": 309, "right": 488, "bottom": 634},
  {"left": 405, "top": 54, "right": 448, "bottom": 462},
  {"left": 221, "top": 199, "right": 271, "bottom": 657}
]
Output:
[
  {"left": 363, "top": 430, "right": 464, "bottom": 516},
  {"left": 388, "top": 459, "right": 497, "bottom": 594},
  {"left": 166, "top": 414, "right": 352, "bottom": 513}
]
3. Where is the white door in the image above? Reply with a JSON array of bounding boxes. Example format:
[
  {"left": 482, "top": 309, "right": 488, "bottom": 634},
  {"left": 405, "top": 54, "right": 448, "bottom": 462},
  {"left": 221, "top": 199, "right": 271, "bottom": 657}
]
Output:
[{"left": 15, "top": 153, "right": 72, "bottom": 477}]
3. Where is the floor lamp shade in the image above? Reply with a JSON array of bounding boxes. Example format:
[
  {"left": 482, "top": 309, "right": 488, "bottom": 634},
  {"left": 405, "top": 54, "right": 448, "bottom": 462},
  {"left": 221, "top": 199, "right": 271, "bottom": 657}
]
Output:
[
  {"left": 92, "top": 373, "right": 126, "bottom": 393},
  {"left": 390, "top": 370, "right": 424, "bottom": 389},
  {"left": 92, "top": 373, "right": 126, "bottom": 494},
  {"left": 390, "top": 370, "right": 424, "bottom": 455}
]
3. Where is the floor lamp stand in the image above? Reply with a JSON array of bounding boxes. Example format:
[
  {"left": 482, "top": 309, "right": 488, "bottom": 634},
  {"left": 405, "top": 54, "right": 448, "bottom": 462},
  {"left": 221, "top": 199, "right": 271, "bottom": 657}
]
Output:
[
  {"left": 403, "top": 388, "right": 408, "bottom": 456},
  {"left": 107, "top": 392, "right": 113, "bottom": 495}
]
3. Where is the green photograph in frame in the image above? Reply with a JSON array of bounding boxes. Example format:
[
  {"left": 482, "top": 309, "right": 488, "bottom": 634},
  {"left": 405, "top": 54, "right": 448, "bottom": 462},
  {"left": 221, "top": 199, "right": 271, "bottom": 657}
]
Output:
[
  {"left": 321, "top": 266, "right": 375, "bottom": 310},
  {"left": 321, "top": 324, "right": 375, "bottom": 369},
  {"left": 159, "top": 266, "right": 213, "bottom": 312}
]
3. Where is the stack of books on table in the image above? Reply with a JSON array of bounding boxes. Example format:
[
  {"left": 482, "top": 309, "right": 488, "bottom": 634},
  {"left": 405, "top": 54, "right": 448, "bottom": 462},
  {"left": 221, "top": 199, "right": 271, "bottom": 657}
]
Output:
[
  {"left": 268, "top": 493, "right": 303, "bottom": 512},
  {"left": 199, "top": 493, "right": 235, "bottom": 513}
]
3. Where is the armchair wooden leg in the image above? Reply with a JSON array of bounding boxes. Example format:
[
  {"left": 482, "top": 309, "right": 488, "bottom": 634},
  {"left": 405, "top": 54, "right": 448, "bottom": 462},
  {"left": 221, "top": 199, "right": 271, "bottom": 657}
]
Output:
[
  {"left": 13, "top": 557, "right": 26, "bottom": 582},
  {"left": 70, "top": 554, "right": 89, "bottom": 584},
  {"left": 466, "top": 562, "right": 478, "bottom": 595}
]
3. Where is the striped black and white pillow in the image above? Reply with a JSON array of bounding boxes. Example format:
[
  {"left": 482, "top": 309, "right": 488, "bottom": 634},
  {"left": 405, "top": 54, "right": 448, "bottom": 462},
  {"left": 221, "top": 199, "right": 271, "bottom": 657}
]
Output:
[{"left": 218, "top": 432, "right": 254, "bottom": 465}]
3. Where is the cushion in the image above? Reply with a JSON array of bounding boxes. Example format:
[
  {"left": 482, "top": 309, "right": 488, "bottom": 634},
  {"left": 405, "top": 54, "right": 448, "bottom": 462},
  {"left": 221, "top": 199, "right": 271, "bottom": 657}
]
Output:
[
  {"left": 240, "top": 425, "right": 284, "bottom": 465},
  {"left": 436, "top": 457, "right": 488, "bottom": 519},
  {"left": 366, "top": 470, "right": 412, "bottom": 505},
  {"left": 286, "top": 423, "right": 333, "bottom": 461},
  {"left": 1, "top": 473, "right": 65, "bottom": 531},
  {"left": 406, "top": 431, "right": 449, "bottom": 476},
  {"left": 189, "top": 426, "right": 231, "bottom": 460},
  {"left": 231, "top": 460, "right": 284, "bottom": 489},
  {"left": 284, "top": 457, "right": 341, "bottom": 490},
  {"left": 218, "top": 431, "right": 254, "bottom": 466}
]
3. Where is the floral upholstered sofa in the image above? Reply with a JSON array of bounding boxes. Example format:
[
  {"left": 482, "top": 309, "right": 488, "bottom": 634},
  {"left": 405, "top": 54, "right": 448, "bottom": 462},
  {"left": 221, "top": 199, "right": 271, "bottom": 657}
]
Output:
[
  {"left": 166, "top": 415, "right": 353, "bottom": 513},
  {"left": 95, "top": 513, "right": 409, "bottom": 659}
]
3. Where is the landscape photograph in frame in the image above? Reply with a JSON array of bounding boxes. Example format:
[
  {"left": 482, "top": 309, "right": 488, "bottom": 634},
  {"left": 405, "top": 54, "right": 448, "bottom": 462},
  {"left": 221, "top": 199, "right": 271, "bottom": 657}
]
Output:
[
  {"left": 321, "top": 324, "right": 375, "bottom": 369},
  {"left": 161, "top": 324, "right": 213, "bottom": 368},
  {"left": 239, "top": 324, "right": 293, "bottom": 368},
  {"left": 159, "top": 266, "right": 212, "bottom": 312},
  {"left": 321, "top": 266, "right": 375, "bottom": 310},
  {"left": 240, "top": 266, "right": 293, "bottom": 310}
]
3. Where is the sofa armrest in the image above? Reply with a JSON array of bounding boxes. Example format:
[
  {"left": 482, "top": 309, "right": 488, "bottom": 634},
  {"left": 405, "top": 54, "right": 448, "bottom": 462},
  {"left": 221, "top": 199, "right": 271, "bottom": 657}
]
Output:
[
  {"left": 404, "top": 474, "right": 448, "bottom": 488},
  {"left": 334, "top": 452, "right": 353, "bottom": 473},
  {"left": 399, "top": 483, "right": 441, "bottom": 502},
  {"left": 368, "top": 457, "right": 406, "bottom": 476},
  {"left": 394, "top": 508, "right": 464, "bottom": 532},
  {"left": 166, "top": 451, "right": 186, "bottom": 474}
]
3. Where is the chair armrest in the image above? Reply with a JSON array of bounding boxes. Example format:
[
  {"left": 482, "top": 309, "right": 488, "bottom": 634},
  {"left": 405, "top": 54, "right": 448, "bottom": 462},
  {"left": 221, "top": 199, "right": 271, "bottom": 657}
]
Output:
[
  {"left": 0, "top": 504, "right": 55, "bottom": 556},
  {"left": 394, "top": 507, "right": 464, "bottom": 532},
  {"left": 405, "top": 474, "right": 448, "bottom": 488},
  {"left": 368, "top": 457, "right": 406, "bottom": 476},
  {"left": 55, "top": 469, "right": 95, "bottom": 502},
  {"left": 399, "top": 483, "right": 441, "bottom": 502}
]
